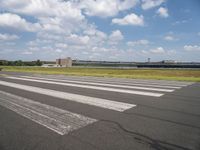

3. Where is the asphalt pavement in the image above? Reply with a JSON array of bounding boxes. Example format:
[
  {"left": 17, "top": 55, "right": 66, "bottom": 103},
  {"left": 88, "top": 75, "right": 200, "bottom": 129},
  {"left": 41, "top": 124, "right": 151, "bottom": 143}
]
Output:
[{"left": 0, "top": 71, "right": 199, "bottom": 150}]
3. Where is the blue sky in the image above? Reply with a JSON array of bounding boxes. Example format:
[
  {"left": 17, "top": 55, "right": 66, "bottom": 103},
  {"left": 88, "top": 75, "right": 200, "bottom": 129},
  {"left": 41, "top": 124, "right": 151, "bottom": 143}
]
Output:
[{"left": 0, "top": 0, "right": 199, "bottom": 62}]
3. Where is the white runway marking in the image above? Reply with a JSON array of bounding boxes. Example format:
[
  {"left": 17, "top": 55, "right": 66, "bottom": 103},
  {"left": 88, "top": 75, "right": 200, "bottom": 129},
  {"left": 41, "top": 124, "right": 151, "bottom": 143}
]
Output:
[
  {"left": 6, "top": 76, "right": 164, "bottom": 97},
  {"left": 20, "top": 76, "right": 174, "bottom": 92},
  {"left": 0, "top": 91, "right": 97, "bottom": 135},
  {"left": 0, "top": 80, "right": 136, "bottom": 112},
  {"left": 61, "top": 76, "right": 191, "bottom": 87},
  {"left": 26, "top": 75, "right": 182, "bottom": 89}
]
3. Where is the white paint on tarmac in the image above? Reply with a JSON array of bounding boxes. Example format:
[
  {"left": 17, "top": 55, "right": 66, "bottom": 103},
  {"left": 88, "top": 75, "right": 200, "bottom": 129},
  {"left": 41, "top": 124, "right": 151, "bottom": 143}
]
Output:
[
  {"left": 20, "top": 76, "right": 174, "bottom": 92},
  {"left": 6, "top": 76, "right": 164, "bottom": 97},
  {"left": 25, "top": 75, "right": 182, "bottom": 89},
  {"left": 0, "top": 80, "right": 136, "bottom": 112},
  {"left": 60, "top": 76, "right": 191, "bottom": 87},
  {"left": 0, "top": 91, "right": 97, "bottom": 135}
]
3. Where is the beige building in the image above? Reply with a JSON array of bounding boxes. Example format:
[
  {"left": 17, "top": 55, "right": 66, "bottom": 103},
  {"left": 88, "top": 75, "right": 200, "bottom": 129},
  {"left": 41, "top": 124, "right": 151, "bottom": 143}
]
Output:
[{"left": 56, "top": 57, "right": 72, "bottom": 67}]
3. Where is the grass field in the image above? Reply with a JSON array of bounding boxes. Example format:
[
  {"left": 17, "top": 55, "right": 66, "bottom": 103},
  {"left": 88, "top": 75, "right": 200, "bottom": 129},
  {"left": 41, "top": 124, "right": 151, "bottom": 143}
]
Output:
[{"left": 1, "top": 66, "right": 200, "bottom": 82}]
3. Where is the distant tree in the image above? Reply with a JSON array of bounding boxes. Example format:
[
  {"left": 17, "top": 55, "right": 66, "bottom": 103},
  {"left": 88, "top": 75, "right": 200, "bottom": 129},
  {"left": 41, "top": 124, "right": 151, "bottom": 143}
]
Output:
[
  {"left": 35, "top": 59, "right": 42, "bottom": 66},
  {"left": 8, "top": 61, "right": 14, "bottom": 66},
  {"left": 14, "top": 60, "right": 24, "bottom": 66},
  {"left": 24, "top": 61, "right": 35, "bottom": 66},
  {"left": 0, "top": 60, "right": 9, "bottom": 66}
]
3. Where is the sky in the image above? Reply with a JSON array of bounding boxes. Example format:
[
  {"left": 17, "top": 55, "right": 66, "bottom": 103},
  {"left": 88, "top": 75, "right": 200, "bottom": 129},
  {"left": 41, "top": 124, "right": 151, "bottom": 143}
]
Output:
[{"left": 0, "top": 0, "right": 200, "bottom": 62}]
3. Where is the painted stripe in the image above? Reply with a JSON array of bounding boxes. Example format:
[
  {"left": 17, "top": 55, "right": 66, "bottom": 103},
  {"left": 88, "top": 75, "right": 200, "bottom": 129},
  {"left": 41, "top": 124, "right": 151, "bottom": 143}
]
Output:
[
  {"left": 60, "top": 76, "right": 191, "bottom": 87},
  {"left": 6, "top": 76, "right": 164, "bottom": 97},
  {"left": 0, "top": 80, "right": 136, "bottom": 112},
  {"left": 0, "top": 91, "right": 97, "bottom": 135},
  {"left": 26, "top": 75, "right": 182, "bottom": 89},
  {"left": 20, "top": 76, "right": 174, "bottom": 92},
  {"left": 32, "top": 75, "right": 189, "bottom": 87}
]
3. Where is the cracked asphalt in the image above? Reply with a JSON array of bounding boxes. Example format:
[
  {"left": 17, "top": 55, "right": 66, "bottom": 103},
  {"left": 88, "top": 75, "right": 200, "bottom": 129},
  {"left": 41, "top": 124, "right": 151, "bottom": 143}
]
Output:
[{"left": 0, "top": 71, "right": 200, "bottom": 150}]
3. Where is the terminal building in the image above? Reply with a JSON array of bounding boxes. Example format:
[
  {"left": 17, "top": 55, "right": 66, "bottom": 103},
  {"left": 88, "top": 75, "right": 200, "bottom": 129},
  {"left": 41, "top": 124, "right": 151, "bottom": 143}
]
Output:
[{"left": 56, "top": 57, "right": 72, "bottom": 67}]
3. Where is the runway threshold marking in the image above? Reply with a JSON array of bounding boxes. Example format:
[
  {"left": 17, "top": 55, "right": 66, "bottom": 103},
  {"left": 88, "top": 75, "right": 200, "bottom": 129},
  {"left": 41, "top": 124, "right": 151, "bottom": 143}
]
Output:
[
  {"left": 6, "top": 76, "right": 164, "bottom": 97},
  {"left": 0, "top": 91, "right": 97, "bottom": 135},
  {"left": 0, "top": 80, "right": 136, "bottom": 112},
  {"left": 20, "top": 76, "right": 175, "bottom": 92},
  {"left": 30, "top": 75, "right": 184, "bottom": 89},
  {"left": 65, "top": 76, "right": 191, "bottom": 87}
]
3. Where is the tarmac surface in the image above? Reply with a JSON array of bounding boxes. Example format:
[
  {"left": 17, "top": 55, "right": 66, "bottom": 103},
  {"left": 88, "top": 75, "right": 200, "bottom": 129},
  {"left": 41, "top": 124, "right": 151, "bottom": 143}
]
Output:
[{"left": 0, "top": 71, "right": 200, "bottom": 150}]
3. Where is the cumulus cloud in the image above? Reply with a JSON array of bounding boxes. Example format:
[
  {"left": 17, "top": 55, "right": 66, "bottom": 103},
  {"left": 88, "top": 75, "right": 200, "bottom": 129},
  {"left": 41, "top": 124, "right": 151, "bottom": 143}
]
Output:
[
  {"left": 0, "top": 0, "right": 84, "bottom": 19},
  {"left": 164, "top": 35, "right": 178, "bottom": 41},
  {"left": 109, "top": 30, "right": 124, "bottom": 45},
  {"left": 0, "top": 1, "right": 86, "bottom": 34},
  {"left": 30, "top": 25, "right": 109, "bottom": 54},
  {"left": 0, "top": 13, "right": 41, "bottom": 32},
  {"left": 55, "top": 49, "right": 63, "bottom": 53},
  {"left": 0, "top": 0, "right": 135, "bottom": 60},
  {"left": 141, "top": 0, "right": 165, "bottom": 10},
  {"left": 150, "top": 47, "right": 165, "bottom": 54},
  {"left": 0, "top": 0, "right": 176, "bottom": 61},
  {"left": 65, "top": 34, "right": 90, "bottom": 46},
  {"left": 80, "top": 0, "right": 139, "bottom": 17},
  {"left": 184, "top": 45, "right": 200, "bottom": 51},
  {"left": 109, "top": 30, "right": 124, "bottom": 40},
  {"left": 164, "top": 36, "right": 174, "bottom": 41},
  {"left": 157, "top": 7, "right": 169, "bottom": 18},
  {"left": 0, "top": 33, "right": 19, "bottom": 41},
  {"left": 112, "top": 13, "right": 144, "bottom": 26},
  {"left": 55, "top": 43, "right": 68, "bottom": 49},
  {"left": 0, "top": 0, "right": 139, "bottom": 18},
  {"left": 142, "top": 48, "right": 176, "bottom": 56},
  {"left": 22, "top": 51, "right": 33, "bottom": 55},
  {"left": 127, "top": 39, "right": 149, "bottom": 46}
]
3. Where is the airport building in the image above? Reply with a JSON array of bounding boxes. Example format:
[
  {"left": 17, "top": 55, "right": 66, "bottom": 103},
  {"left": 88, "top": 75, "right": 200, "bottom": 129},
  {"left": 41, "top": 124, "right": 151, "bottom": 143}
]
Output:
[{"left": 56, "top": 57, "right": 72, "bottom": 67}]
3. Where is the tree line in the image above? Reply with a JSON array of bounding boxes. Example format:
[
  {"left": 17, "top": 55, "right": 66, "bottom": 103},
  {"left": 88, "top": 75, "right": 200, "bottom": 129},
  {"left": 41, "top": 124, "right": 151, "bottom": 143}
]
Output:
[{"left": 0, "top": 60, "right": 43, "bottom": 66}]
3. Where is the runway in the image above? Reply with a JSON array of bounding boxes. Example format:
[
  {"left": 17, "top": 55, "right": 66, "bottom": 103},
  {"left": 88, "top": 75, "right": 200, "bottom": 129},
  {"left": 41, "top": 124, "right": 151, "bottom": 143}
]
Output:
[{"left": 0, "top": 71, "right": 199, "bottom": 150}]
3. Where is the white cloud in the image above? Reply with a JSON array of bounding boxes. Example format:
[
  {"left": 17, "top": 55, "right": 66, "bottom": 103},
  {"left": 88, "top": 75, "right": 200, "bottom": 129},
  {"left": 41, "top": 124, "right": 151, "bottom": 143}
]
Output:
[
  {"left": 0, "top": 33, "right": 19, "bottom": 41},
  {"left": 109, "top": 30, "right": 124, "bottom": 45},
  {"left": 184, "top": 45, "right": 200, "bottom": 51},
  {"left": 172, "top": 20, "right": 188, "bottom": 26},
  {"left": 0, "top": 0, "right": 179, "bottom": 62},
  {"left": 157, "top": 7, "right": 169, "bottom": 18},
  {"left": 127, "top": 39, "right": 149, "bottom": 46},
  {"left": 55, "top": 43, "right": 68, "bottom": 49},
  {"left": 22, "top": 51, "right": 33, "bottom": 55},
  {"left": 0, "top": 0, "right": 138, "bottom": 19},
  {"left": 164, "top": 35, "right": 177, "bottom": 41},
  {"left": 0, "top": 0, "right": 139, "bottom": 19},
  {"left": 37, "top": 32, "right": 62, "bottom": 41},
  {"left": 83, "top": 28, "right": 108, "bottom": 46},
  {"left": 0, "top": 0, "right": 84, "bottom": 19},
  {"left": 109, "top": 30, "right": 124, "bottom": 40},
  {"left": 0, "top": 13, "right": 41, "bottom": 32},
  {"left": 28, "top": 47, "right": 40, "bottom": 51},
  {"left": 141, "top": 0, "right": 165, "bottom": 10},
  {"left": 84, "top": 28, "right": 107, "bottom": 40},
  {"left": 27, "top": 25, "right": 109, "bottom": 54},
  {"left": 55, "top": 49, "right": 63, "bottom": 53},
  {"left": 80, "top": 0, "right": 139, "bottom": 17},
  {"left": 112, "top": 13, "right": 144, "bottom": 26},
  {"left": 0, "top": 1, "right": 86, "bottom": 34},
  {"left": 27, "top": 41, "right": 38, "bottom": 47},
  {"left": 65, "top": 34, "right": 90, "bottom": 45},
  {"left": 150, "top": 47, "right": 165, "bottom": 54}
]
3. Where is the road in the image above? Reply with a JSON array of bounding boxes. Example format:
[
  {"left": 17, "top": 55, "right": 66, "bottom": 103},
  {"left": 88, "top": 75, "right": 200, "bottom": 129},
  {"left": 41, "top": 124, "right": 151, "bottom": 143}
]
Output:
[{"left": 0, "top": 71, "right": 199, "bottom": 150}]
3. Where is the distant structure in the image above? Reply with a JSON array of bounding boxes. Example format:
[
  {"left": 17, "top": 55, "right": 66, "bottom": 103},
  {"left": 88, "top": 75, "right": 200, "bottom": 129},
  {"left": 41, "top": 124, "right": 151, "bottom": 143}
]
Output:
[
  {"left": 148, "top": 58, "right": 151, "bottom": 63},
  {"left": 56, "top": 57, "right": 72, "bottom": 67},
  {"left": 162, "top": 60, "right": 177, "bottom": 64}
]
